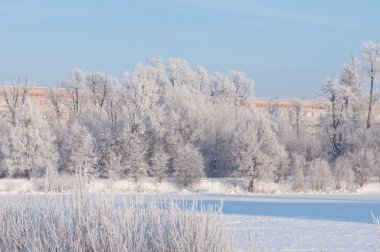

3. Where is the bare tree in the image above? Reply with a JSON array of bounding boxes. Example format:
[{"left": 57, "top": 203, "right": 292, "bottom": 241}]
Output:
[
  {"left": 229, "top": 70, "right": 254, "bottom": 106},
  {"left": 267, "top": 98, "right": 281, "bottom": 118},
  {"left": 288, "top": 99, "right": 305, "bottom": 139},
  {"left": 86, "top": 72, "right": 116, "bottom": 108},
  {"left": 48, "top": 85, "right": 66, "bottom": 125},
  {"left": 1, "top": 80, "right": 30, "bottom": 126},
  {"left": 320, "top": 77, "right": 346, "bottom": 158},
  {"left": 362, "top": 41, "right": 380, "bottom": 128},
  {"left": 341, "top": 56, "right": 364, "bottom": 117},
  {"left": 64, "top": 69, "right": 87, "bottom": 114}
]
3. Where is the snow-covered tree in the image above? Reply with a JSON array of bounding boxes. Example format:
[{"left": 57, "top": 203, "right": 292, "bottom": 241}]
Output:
[
  {"left": 233, "top": 109, "right": 285, "bottom": 192},
  {"left": 361, "top": 41, "right": 380, "bottom": 128},
  {"left": 273, "top": 147, "right": 289, "bottom": 183},
  {"left": 60, "top": 121, "right": 96, "bottom": 176},
  {"left": 193, "top": 65, "right": 209, "bottom": 93},
  {"left": 112, "top": 126, "right": 148, "bottom": 182},
  {"left": 107, "top": 151, "right": 122, "bottom": 181},
  {"left": 209, "top": 73, "right": 234, "bottom": 103},
  {"left": 267, "top": 98, "right": 281, "bottom": 118},
  {"left": 319, "top": 75, "right": 364, "bottom": 159},
  {"left": 320, "top": 77, "right": 346, "bottom": 158},
  {"left": 85, "top": 72, "right": 117, "bottom": 108},
  {"left": 172, "top": 144, "right": 204, "bottom": 187},
  {"left": 123, "top": 64, "right": 160, "bottom": 134},
  {"left": 288, "top": 99, "right": 305, "bottom": 139},
  {"left": 150, "top": 146, "right": 169, "bottom": 183},
  {"left": 341, "top": 57, "right": 364, "bottom": 118},
  {"left": 203, "top": 103, "right": 236, "bottom": 177},
  {"left": 167, "top": 58, "right": 195, "bottom": 87},
  {"left": 48, "top": 85, "right": 66, "bottom": 125},
  {"left": 123, "top": 134, "right": 148, "bottom": 182},
  {"left": 1, "top": 81, "right": 29, "bottom": 126},
  {"left": 64, "top": 69, "right": 88, "bottom": 114},
  {"left": 6, "top": 101, "right": 58, "bottom": 179},
  {"left": 163, "top": 85, "right": 209, "bottom": 148},
  {"left": 229, "top": 70, "right": 254, "bottom": 106}
]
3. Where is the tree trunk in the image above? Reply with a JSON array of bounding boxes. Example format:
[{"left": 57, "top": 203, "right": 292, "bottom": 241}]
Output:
[
  {"left": 367, "top": 76, "right": 374, "bottom": 129},
  {"left": 248, "top": 178, "right": 254, "bottom": 192},
  {"left": 26, "top": 169, "right": 32, "bottom": 180}
]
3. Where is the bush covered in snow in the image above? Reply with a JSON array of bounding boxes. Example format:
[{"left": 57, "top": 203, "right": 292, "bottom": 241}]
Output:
[
  {"left": 309, "top": 159, "right": 332, "bottom": 192},
  {"left": 0, "top": 194, "right": 235, "bottom": 252}
]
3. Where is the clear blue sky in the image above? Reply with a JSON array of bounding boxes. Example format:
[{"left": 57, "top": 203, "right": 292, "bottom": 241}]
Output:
[{"left": 1, "top": 0, "right": 380, "bottom": 98}]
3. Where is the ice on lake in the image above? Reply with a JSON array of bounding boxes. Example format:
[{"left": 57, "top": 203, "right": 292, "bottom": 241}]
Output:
[{"left": 173, "top": 193, "right": 380, "bottom": 251}]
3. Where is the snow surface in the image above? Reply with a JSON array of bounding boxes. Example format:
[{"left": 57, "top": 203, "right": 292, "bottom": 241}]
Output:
[
  {"left": 233, "top": 215, "right": 378, "bottom": 252},
  {"left": 2, "top": 177, "right": 379, "bottom": 195}
]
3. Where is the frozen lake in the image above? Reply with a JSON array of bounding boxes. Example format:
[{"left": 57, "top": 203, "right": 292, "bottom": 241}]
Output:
[
  {"left": 168, "top": 193, "right": 380, "bottom": 251},
  {"left": 180, "top": 194, "right": 380, "bottom": 223}
]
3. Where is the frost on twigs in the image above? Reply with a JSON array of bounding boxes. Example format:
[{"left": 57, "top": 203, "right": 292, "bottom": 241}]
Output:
[
  {"left": 0, "top": 194, "right": 235, "bottom": 252},
  {"left": 373, "top": 213, "right": 380, "bottom": 251}
]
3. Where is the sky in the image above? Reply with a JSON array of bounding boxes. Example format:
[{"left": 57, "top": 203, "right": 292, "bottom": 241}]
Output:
[{"left": 1, "top": 0, "right": 380, "bottom": 98}]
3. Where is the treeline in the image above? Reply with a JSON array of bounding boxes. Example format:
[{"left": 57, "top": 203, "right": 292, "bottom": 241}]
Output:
[{"left": 0, "top": 41, "right": 380, "bottom": 192}]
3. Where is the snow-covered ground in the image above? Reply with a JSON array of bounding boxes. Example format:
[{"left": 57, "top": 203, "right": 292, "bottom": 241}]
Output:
[
  {"left": 233, "top": 215, "right": 379, "bottom": 252},
  {"left": 0, "top": 177, "right": 379, "bottom": 194}
]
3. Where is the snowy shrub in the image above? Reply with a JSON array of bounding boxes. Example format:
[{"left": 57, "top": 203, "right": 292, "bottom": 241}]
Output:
[
  {"left": 309, "top": 158, "right": 332, "bottom": 192},
  {"left": 0, "top": 117, "right": 10, "bottom": 178},
  {"left": 173, "top": 144, "right": 205, "bottom": 187},
  {"left": 0, "top": 194, "right": 235, "bottom": 252},
  {"left": 291, "top": 153, "right": 306, "bottom": 191},
  {"left": 37, "top": 172, "right": 78, "bottom": 192},
  {"left": 373, "top": 214, "right": 380, "bottom": 249},
  {"left": 333, "top": 156, "right": 356, "bottom": 191},
  {"left": 349, "top": 148, "right": 375, "bottom": 187}
]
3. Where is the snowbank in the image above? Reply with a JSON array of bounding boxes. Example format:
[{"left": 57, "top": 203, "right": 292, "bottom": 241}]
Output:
[{"left": 0, "top": 177, "right": 379, "bottom": 194}]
